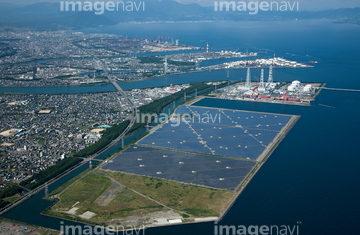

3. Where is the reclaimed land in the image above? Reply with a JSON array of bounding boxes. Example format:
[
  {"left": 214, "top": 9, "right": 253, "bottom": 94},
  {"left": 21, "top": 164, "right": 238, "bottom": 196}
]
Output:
[
  {"left": 46, "top": 170, "right": 235, "bottom": 225},
  {"left": 44, "top": 107, "right": 299, "bottom": 228},
  {"left": 0, "top": 217, "right": 60, "bottom": 235},
  {"left": 218, "top": 114, "right": 300, "bottom": 219}
]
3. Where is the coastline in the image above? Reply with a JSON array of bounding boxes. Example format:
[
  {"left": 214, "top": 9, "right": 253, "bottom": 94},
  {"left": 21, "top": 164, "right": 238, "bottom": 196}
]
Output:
[
  {"left": 43, "top": 99, "right": 299, "bottom": 229},
  {"left": 217, "top": 114, "right": 300, "bottom": 221}
]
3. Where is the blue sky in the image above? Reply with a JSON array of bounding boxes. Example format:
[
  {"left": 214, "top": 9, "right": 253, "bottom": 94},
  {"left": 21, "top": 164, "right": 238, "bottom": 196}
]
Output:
[{"left": 2, "top": 0, "right": 360, "bottom": 11}]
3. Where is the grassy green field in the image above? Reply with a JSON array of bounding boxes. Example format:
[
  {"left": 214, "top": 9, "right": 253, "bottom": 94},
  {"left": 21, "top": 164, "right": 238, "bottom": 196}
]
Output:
[
  {"left": 3, "top": 193, "right": 21, "bottom": 203},
  {"left": 51, "top": 172, "right": 163, "bottom": 222},
  {"left": 53, "top": 173, "right": 111, "bottom": 211},
  {"left": 49, "top": 168, "right": 94, "bottom": 196},
  {"left": 50, "top": 169, "right": 235, "bottom": 223},
  {"left": 103, "top": 170, "right": 235, "bottom": 217}
]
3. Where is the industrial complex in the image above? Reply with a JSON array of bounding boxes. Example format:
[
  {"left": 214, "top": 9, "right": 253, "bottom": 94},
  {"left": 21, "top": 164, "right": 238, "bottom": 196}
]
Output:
[{"left": 209, "top": 66, "right": 323, "bottom": 105}]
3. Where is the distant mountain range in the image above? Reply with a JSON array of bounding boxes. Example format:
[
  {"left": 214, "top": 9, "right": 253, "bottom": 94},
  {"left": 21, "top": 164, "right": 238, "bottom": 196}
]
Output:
[{"left": 0, "top": 0, "right": 359, "bottom": 29}]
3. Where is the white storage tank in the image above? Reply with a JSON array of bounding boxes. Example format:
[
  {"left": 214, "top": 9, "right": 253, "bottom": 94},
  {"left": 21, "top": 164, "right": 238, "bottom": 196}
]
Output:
[
  {"left": 291, "top": 80, "right": 301, "bottom": 87},
  {"left": 303, "top": 84, "right": 313, "bottom": 93},
  {"left": 288, "top": 85, "right": 296, "bottom": 92}
]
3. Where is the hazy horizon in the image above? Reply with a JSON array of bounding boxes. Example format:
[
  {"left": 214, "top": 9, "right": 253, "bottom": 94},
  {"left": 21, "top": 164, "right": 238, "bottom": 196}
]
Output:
[{"left": 1, "top": 0, "right": 360, "bottom": 11}]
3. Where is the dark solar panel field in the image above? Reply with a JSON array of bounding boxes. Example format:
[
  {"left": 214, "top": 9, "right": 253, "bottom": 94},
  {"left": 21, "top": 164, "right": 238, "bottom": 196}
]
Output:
[
  {"left": 138, "top": 105, "right": 292, "bottom": 160},
  {"left": 102, "top": 145, "right": 255, "bottom": 190},
  {"left": 102, "top": 105, "right": 294, "bottom": 190}
]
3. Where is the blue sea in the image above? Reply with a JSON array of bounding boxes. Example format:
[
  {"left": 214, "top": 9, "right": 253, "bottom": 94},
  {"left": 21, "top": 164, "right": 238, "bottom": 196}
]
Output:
[{"left": 2, "top": 20, "right": 360, "bottom": 234}]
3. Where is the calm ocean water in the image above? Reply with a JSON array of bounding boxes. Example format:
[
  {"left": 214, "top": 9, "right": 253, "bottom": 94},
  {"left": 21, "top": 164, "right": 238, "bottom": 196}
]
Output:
[{"left": 3, "top": 21, "right": 360, "bottom": 234}]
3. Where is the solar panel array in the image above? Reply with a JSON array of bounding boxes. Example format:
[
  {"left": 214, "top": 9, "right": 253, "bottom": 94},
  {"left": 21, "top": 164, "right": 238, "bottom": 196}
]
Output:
[
  {"left": 103, "top": 105, "right": 293, "bottom": 190},
  {"left": 102, "top": 145, "right": 255, "bottom": 190},
  {"left": 138, "top": 105, "right": 292, "bottom": 160}
]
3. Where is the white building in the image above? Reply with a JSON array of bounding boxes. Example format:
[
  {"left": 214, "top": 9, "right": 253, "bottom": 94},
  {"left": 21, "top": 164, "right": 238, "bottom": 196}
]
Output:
[
  {"left": 288, "top": 80, "right": 301, "bottom": 92},
  {"left": 303, "top": 84, "right": 314, "bottom": 93}
]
